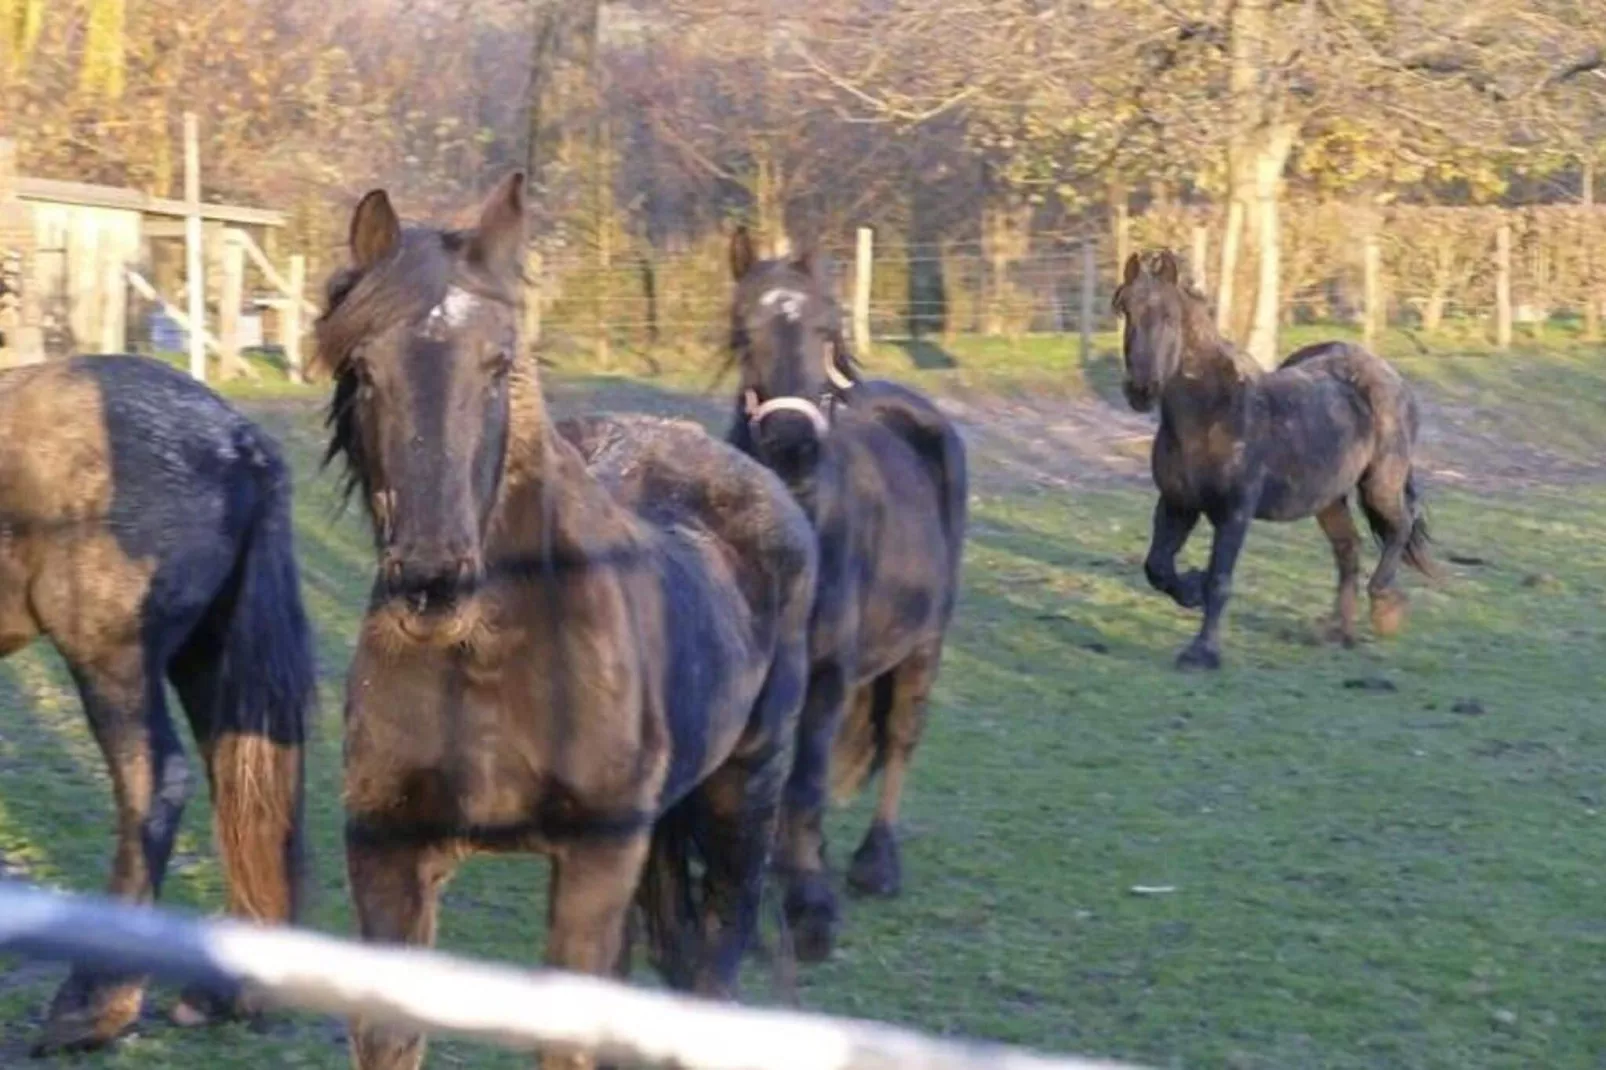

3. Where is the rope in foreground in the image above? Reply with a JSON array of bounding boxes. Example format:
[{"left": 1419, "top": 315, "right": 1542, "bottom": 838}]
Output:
[{"left": 0, "top": 881, "right": 1150, "bottom": 1070}]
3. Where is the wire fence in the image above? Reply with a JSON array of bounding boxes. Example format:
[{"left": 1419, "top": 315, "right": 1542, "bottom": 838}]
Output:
[
  {"left": 0, "top": 880, "right": 1149, "bottom": 1070},
  {"left": 530, "top": 204, "right": 1606, "bottom": 368}
]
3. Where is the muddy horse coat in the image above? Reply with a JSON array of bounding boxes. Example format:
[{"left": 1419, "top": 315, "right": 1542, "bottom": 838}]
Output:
[
  {"left": 317, "top": 175, "right": 816, "bottom": 1070},
  {"left": 1113, "top": 250, "right": 1439, "bottom": 670}
]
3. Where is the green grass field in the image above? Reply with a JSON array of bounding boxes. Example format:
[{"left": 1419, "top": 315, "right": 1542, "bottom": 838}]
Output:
[{"left": 2, "top": 337, "right": 1605, "bottom": 1068}]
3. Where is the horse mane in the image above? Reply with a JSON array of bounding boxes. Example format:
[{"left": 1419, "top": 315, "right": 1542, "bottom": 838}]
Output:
[{"left": 1174, "top": 274, "right": 1260, "bottom": 382}]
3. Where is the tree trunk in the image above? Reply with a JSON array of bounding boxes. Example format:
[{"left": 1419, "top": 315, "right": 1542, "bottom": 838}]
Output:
[
  {"left": 1219, "top": 0, "right": 1295, "bottom": 365},
  {"left": 1244, "top": 125, "right": 1294, "bottom": 368},
  {"left": 1216, "top": 193, "right": 1245, "bottom": 336}
]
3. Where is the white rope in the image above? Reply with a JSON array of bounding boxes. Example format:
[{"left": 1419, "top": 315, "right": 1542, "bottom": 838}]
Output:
[{"left": 0, "top": 882, "right": 1149, "bottom": 1070}]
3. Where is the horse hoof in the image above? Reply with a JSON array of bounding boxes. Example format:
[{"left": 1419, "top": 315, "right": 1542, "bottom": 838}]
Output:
[
  {"left": 846, "top": 822, "right": 901, "bottom": 899},
  {"left": 1174, "top": 644, "right": 1221, "bottom": 671},
  {"left": 1370, "top": 591, "right": 1409, "bottom": 638},
  {"left": 32, "top": 982, "right": 142, "bottom": 1056},
  {"left": 171, "top": 983, "right": 257, "bottom": 1029},
  {"left": 783, "top": 877, "right": 840, "bottom": 964}
]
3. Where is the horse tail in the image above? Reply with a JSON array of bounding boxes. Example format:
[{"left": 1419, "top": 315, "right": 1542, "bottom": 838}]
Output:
[
  {"left": 1400, "top": 467, "right": 1442, "bottom": 580},
  {"left": 829, "top": 673, "right": 894, "bottom": 805},
  {"left": 861, "top": 385, "right": 969, "bottom": 592},
  {"left": 208, "top": 429, "right": 316, "bottom": 926},
  {"left": 636, "top": 801, "right": 701, "bottom": 989},
  {"left": 932, "top": 418, "right": 969, "bottom": 589},
  {"left": 1360, "top": 464, "right": 1441, "bottom": 582}
]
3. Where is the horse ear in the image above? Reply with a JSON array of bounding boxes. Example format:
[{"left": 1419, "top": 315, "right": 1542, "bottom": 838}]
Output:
[
  {"left": 1122, "top": 252, "right": 1143, "bottom": 286},
  {"left": 469, "top": 171, "right": 527, "bottom": 275},
  {"left": 349, "top": 189, "right": 401, "bottom": 270},
  {"left": 730, "top": 226, "right": 756, "bottom": 280},
  {"left": 1155, "top": 249, "right": 1180, "bottom": 285}
]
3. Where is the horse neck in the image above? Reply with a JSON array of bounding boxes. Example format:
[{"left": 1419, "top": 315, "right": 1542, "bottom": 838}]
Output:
[
  {"left": 1170, "top": 292, "right": 1256, "bottom": 386},
  {"left": 490, "top": 370, "right": 639, "bottom": 562},
  {"left": 1159, "top": 317, "right": 1258, "bottom": 434}
]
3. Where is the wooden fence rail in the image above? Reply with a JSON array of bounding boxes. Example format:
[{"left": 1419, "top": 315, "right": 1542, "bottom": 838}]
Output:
[{"left": 0, "top": 881, "right": 1148, "bottom": 1070}]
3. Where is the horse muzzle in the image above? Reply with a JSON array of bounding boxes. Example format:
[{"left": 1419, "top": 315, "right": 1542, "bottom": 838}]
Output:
[
  {"left": 379, "top": 548, "right": 483, "bottom": 629},
  {"left": 1123, "top": 379, "right": 1159, "bottom": 413}
]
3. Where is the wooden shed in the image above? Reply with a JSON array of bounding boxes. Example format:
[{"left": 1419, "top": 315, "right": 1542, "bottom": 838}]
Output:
[{"left": 1, "top": 137, "right": 293, "bottom": 370}]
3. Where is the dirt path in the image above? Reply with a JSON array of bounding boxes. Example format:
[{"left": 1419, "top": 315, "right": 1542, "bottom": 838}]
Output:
[
  {"left": 935, "top": 388, "right": 1602, "bottom": 496},
  {"left": 262, "top": 375, "right": 1600, "bottom": 498}
]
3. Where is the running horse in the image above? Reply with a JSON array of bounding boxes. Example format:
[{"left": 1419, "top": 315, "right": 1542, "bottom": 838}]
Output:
[
  {"left": 317, "top": 175, "right": 817, "bottom": 1069},
  {"left": 1113, "top": 250, "right": 1440, "bottom": 670}
]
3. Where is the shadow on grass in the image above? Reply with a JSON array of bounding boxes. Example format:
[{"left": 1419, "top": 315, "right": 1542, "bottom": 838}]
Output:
[{"left": 887, "top": 338, "right": 960, "bottom": 371}]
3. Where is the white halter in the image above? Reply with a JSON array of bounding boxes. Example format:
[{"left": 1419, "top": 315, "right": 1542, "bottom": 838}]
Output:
[
  {"left": 744, "top": 347, "right": 855, "bottom": 438},
  {"left": 744, "top": 392, "right": 830, "bottom": 437}
]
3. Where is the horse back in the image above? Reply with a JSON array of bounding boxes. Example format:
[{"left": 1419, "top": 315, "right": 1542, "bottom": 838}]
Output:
[
  {"left": 0, "top": 355, "right": 284, "bottom": 649},
  {"left": 1248, "top": 343, "right": 1418, "bottom": 519}
]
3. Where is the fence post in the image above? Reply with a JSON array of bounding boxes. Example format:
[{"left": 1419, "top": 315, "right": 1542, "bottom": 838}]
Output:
[
  {"left": 853, "top": 225, "right": 872, "bottom": 356},
  {"left": 285, "top": 254, "right": 305, "bottom": 382},
  {"left": 1112, "top": 190, "right": 1131, "bottom": 292},
  {"left": 1362, "top": 231, "right": 1382, "bottom": 351},
  {"left": 1495, "top": 217, "right": 1512, "bottom": 351},
  {"left": 183, "top": 113, "right": 206, "bottom": 381},
  {"left": 1190, "top": 225, "right": 1208, "bottom": 293},
  {"left": 219, "top": 232, "right": 244, "bottom": 375},
  {"left": 99, "top": 249, "right": 122, "bottom": 354},
  {"left": 1080, "top": 235, "right": 1097, "bottom": 366}
]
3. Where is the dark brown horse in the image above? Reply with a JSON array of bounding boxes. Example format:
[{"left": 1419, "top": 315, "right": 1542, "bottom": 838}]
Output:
[
  {"left": 1113, "top": 250, "right": 1440, "bottom": 670},
  {"left": 0, "top": 354, "right": 313, "bottom": 1052},
  {"left": 317, "top": 176, "right": 817, "bottom": 1070},
  {"left": 723, "top": 229, "right": 968, "bottom": 962}
]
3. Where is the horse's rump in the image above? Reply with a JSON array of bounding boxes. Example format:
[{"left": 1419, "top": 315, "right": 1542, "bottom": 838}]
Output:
[
  {"left": 840, "top": 379, "right": 968, "bottom": 567},
  {"left": 560, "top": 411, "right": 817, "bottom": 780}
]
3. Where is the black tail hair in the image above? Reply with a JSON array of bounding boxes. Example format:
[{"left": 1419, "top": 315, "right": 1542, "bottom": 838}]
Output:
[
  {"left": 1360, "top": 466, "right": 1440, "bottom": 581},
  {"left": 635, "top": 800, "right": 703, "bottom": 989},
  {"left": 207, "top": 431, "right": 317, "bottom": 923}
]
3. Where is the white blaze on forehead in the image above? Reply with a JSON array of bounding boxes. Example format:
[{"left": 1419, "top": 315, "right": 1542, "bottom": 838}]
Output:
[
  {"left": 759, "top": 287, "right": 807, "bottom": 323},
  {"left": 426, "top": 285, "right": 479, "bottom": 329}
]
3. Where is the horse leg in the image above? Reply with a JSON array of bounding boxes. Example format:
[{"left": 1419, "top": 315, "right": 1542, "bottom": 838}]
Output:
[
  {"left": 1359, "top": 463, "right": 1413, "bottom": 637},
  {"left": 1176, "top": 506, "right": 1251, "bottom": 671},
  {"left": 1315, "top": 498, "right": 1363, "bottom": 647},
  {"left": 35, "top": 644, "right": 190, "bottom": 1055},
  {"left": 543, "top": 835, "right": 652, "bottom": 1070},
  {"left": 775, "top": 660, "right": 847, "bottom": 963},
  {"left": 346, "top": 843, "right": 454, "bottom": 1070},
  {"left": 689, "top": 749, "right": 788, "bottom": 999},
  {"left": 848, "top": 641, "right": 942, "bottom": 898},
  {"left": 1144, "top": 498, "right": 1204, "bottom": 609}
]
